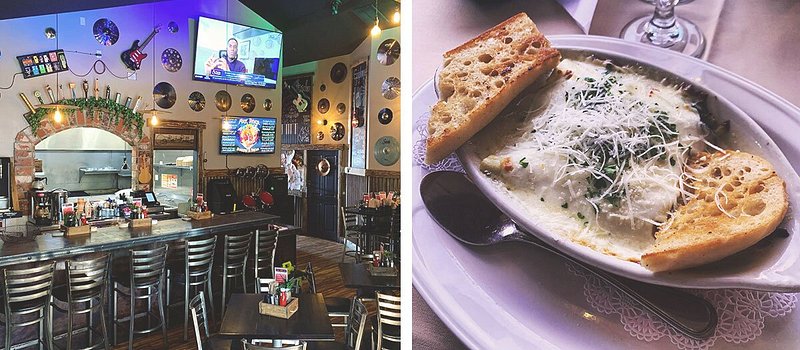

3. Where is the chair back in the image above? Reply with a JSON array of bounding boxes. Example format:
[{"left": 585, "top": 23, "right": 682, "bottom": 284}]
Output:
[
  {"left": 130, "top": 245, "right": 169, "bottom": 287},
  {"left": 345, "top": 298, "right": 369, "bottom": 350},
  {"left": 341, "top": 206, "right": 360, "bottom": 228},
  {"left": 255, "top": 278, "right": 276, "bottom": 293},
  {"left": 66, "top": 254, "right": 110, "bottom": 303},
  {"left": 189, "top": 291, "right": 210, "bottom": 349},
  {"left": 240, "top": 339, "right": 306, "bottom": 350},
  {"left": 304, "top": 262, "right": 317, "bottom": 294},
  {"left": 224, "top": 232, "right": 252, "bottom": 275},
  {"left": 185, "top": 236, "right": 217, "bottom": 279},
  {"left": 2, "top": 262, "right": 56, "bottom": 314},
  {"left": 254, "top": 229, "right": 279, "bottom": 281},
  {"left": 389, "top": 207, "right": 401, "bottom": 237},
  {"left": 375, "top": 291, "right": 401, "bottom": 346}
]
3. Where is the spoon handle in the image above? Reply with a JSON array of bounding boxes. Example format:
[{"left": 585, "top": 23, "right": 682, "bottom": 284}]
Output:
[{"left": 506, "top": 231, "right": 717, "bottom": 339}]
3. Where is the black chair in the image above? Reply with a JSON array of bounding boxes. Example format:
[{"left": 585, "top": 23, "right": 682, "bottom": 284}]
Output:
[
  {"left": 252, "top": 229, "right": 279, "bottom": 293},
  {"left": 304, "top": 263, "right": 349, "bottom": 328},
  {"left": 340, "top": 207, "right": 364, "bottom": 262},
  {"left": 306, "top": 297, "right": 368, "bottom": 350},
  {"left": 50, "top": 254, "right": 111, "bottom": 350},
  {"left": 1, "top": 262, "right": 56, "bottom": 350},
  {"left": 189, "top": 292, "right": 235, "bottom": 350},
  {"left": 166, "top": 235, "right": 217, "bottom": 341},
  {"left": 220, "top": 232, "right": 252, "bottom": 316},
  {"left": 241, "top": 339, "right": 306, "bottom": 349},
  {"left": 111, "top": 245, "right": 169, "bottom": 349}
]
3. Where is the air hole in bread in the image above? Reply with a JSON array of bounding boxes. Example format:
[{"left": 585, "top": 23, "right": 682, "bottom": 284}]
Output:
[
  {"left": 463, "top": 60, "right": 472, "bottom": 66},
  {"left": 531, "top": 41, "right": 542, "bottom": 49},
  {"left": 440, "top": 83, "right": 455, "bottom": 101},
  {"left": 457, "top": 72, "right": 468, "bottom": 78},
  {"left": 494, "top": 80, "right": 504, "bottom": 88},
  {"left": 480, "top": 67, "right": 493, "bottom": 75},
  {"left": 478, "top": 54, "right": 493, "bottom": 63},
  {"left": 722, "top": 201, "right": 737, "bottom": 211},
  {"left": 734, "top": 193, "right": 745, "bottom": 199},
  {"left": 743, "top": 199, "right": 766, "bottom": 216},
  {"left": 457, "top": 87, "right": 467, "bottom": 95},
  {"left": 744, "top": 166, "right": 752, "bottom": 173},
  {"left": 712, "top": 167, "right": 722, "bottom": 179},
  {"left": 732, "top": 180, "right": 742, "bottom": 187},
  {"left": 723, "top": 183, "right": 734, "bottom": 192},
  {"left": 526, "top": 48, "right": 539, "bottom": 55},
  {"left": 504, "top": 37, "right": 513, "bottom": 44},
  {"left": 469, "top": 90, "right": 482, "bottom": 98},
  {"left": 749, "top": 182, "right": 765, "bottom": 194},
  {"left": 440, "top": 115, "right": 452, "bottom": 123},
  {"left": 443, "top": 58, "right": 453, "bottom": 67},
  {"left": 722, "top": 167, "right": 732, "bottom": 176},
  {"left": 490, "top": 70, "right": 499, "bottom": 77}
]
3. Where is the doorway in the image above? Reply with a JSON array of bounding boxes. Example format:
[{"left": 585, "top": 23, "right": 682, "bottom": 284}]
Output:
[{"left": 306, "top": 150, "right": 339, "bottom": 241}]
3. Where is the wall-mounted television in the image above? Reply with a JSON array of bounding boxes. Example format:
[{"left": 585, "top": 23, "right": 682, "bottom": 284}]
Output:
[
  {"left": 193, "top": 16, "right": 282, "bottom": 89},
  {"left": 220, "top": 117, "right": 277, "bottom": 154}
]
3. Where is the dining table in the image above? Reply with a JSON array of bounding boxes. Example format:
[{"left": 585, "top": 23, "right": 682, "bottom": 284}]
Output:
[
  {"left": 413, "top": 0, "right": 800, "bottom": 349},
  {"left": 339, "top": 262, "right": 400, "bottom": 291},
  {"left": 218, "top": 293, "right": 335, "bottom": 346}
]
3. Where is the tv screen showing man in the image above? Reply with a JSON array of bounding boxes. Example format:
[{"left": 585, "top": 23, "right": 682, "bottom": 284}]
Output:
[{"left": 193, "top": 17, "right": 282, "bottom": 89}]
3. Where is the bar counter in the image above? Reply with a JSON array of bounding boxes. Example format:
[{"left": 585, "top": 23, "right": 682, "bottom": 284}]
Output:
[{"left": 0, "top": 211, "right": 295, "bottom": 267}]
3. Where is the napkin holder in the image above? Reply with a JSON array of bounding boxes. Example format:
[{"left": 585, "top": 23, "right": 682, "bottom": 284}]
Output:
[
  {"left": 186, "top": 211, "right": 213, "bottom": 221},
  {"left": 259, "top": 297, "right": 299, "bottom": 319},
  {"left": 368, "top": 265, "right": 398, "bottom": 277},
  {"left": 130, "top": 218, "right": 152, "bottom": 228},
  {"left": 63, "top": 225, "right": 91, "bottom": 237}
]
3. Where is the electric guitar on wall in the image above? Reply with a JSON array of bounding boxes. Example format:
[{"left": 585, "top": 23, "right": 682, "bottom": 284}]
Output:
[{"left": 120, "top": 25, "right": 161, "bottom": 71}]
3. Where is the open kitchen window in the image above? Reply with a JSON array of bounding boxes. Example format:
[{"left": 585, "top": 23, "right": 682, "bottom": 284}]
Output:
[{"left": 152, "top": 128, "right": 200, "bottom": 208}]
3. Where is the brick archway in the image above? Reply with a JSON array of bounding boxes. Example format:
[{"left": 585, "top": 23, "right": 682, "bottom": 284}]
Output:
[{"left": 13, "top": 110, "right": 152, "bottom": 215}]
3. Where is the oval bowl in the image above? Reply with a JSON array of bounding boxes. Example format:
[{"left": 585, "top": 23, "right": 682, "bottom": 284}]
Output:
[{"left": 456, "top": 47, "right": 800, "bottom": 292}]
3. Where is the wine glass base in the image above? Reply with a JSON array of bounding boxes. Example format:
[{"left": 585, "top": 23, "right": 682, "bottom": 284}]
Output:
[{"left": 620, "top": 15, "right": 705, "bottom": 58}]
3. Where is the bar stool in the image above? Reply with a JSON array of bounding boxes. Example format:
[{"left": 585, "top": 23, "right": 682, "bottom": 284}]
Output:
[
  {"left": 111, "top": 245, "right": 168, "bottom": 349},
  {"left": 50, "top": 254, "right": 110, "bottom": 350},
  {"left": 220, "top": 232, "right": 252, "bottom": 317},
  {"left": 166, "top": 235, "right": 217, "bottom": 341},
  {"left": 188, "top": 292, "right": 234, "bottom": 350},
  {"left": 372, "top": 291, "right": 401, "bottom": 350},
  {"left": 1, "top": 262, "right": 56, "bottom": 350},
  {"left": 252, "top": 228, "right": 279, "bottom": 292},
  {"left": 340, "top": 207, "right": 364, "bottom": 262}
]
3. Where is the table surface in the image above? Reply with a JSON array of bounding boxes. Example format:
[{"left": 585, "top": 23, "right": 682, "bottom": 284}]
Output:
[
  {"left": 343, "top": 206, "right": 397, "bottom": 217},
  {"left": 412, "top": 0, "right": 800, "bottom": 348},
  {"left": 339, "top": 262, "right": 400, "bottom": 290},
  {"left": 0, "top": 211, "right": 284, "bottom": 267},
  {"left": 218, "top": 293, "right": 335, "bottom": 341}
]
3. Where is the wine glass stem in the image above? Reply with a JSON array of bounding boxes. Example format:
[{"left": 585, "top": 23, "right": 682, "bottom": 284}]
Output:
[{"left": 646, "top": 0, "right": 681, "bottom": 46}]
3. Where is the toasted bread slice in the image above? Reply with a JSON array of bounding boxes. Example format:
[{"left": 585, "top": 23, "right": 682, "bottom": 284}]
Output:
[
  {"left": 641, "top": 151, "right": 788, "bottom": 272},
  {"left": 425, "top": 13, "right": 561, "bottom": 164}
]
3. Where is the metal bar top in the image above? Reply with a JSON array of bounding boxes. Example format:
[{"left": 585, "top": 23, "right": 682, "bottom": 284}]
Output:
[{"left": 0, "top": 211, "right": 286, "bottom": 267}]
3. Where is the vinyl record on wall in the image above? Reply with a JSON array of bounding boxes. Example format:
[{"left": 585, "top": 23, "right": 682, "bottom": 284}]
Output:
[
  {"left": 45, "top": 27, "right": 57, "bottom": 39},
  {"left": 317, "top": 98, "right": 330, "bottom": 114},
  {"left": 374, "top": 136, "right": 400, "bottom": 166},
  {"left": 331, "top": 122, "right": 345, "bottom": 141},
  {"left": 241, "top": 93, "right": 255, "bottom": 113},
  {"left": 337, "top": 103, "right": 346, "bottom": 114},
  {"left": 378, "top": 108, "right": 393, "bottom": 125},
  {"left": 161, "top": 48, "right": 182, "bottom": 72},
  {"left": 215, "top": 90, "right": 231, "bottom": 112},
  {"left": 330, "top": 63, "right": 347, "bottom": 83},
  {"left": 264, "top": 98, "right": 273, "bottom": 111},
  {"left": 93, "top": 18, "right": 119, "bottom": 46},
  {"left": 381, "top": 77, "right": 400, "bottom": 100},
  {"left": 377, "top": 39, "right": 400, "bottom": 66},
  {"left": 317, "top": 131, "right": 325, "bottom": 141},
  {"left": 167, "top": 21, "right": 179, "bottom": 33},
  {"left": 320, "top": 84, "right": 326, "bottom": 92},
  {"left": 188, "top": 91, "right": 205, "bottom": 112},
  {"left": 153, "top": 82, "right": 176, "bottom": 109}
]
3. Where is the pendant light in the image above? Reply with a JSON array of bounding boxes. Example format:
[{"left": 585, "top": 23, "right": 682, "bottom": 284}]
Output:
[
  {"left": 42, "top": 14, "right": 78, "bottom": 123},
  {"left": 141, "top": 3, "right": 169, "bottom": 128},
  {"left": 393, "top": 6, "right": 400, "bottom": 24},
  {"left": 371, "top": 0, "right": 381, "bottom": 36}
]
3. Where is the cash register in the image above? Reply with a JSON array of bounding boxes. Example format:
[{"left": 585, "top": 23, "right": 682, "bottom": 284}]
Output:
[{"left": 131, "top": 190, "right": 166, "bottom": 214}]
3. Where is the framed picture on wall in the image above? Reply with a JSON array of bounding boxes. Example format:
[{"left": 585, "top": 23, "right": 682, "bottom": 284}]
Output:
[
  {"left": 282, "top": 74, "right": 313, "bottom": 144},
  {"left": 349, "top": 59, "right": 368, "bottom": 169},
  {"left": 153, "top": 128, "right": 197, "bottom": 150}
]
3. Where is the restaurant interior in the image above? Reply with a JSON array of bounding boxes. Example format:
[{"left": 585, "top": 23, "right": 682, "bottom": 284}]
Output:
[{"left": 0, "top": 0, "right": 400, "bottom": 349}]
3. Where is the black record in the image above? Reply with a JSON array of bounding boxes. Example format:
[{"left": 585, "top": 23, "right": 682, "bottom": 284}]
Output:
[
  {"left": 93, "top": 18, "right": 119, "bottom": 46},
  {"left": 188, "top": 91, "right": 205, "bottom": 112},
  {"left": 330, "top": 122, "right": 345, "bottom": 141},
  {"left": 317, "top": 98, "right": 330, "bottom": 114},
  {"left": 241, "top": 94, "right": 255, "bottom": 113},
  {"left": 378, "top": 108, "right": 393, "bottom": 125},
  {"left": 152, "top": 82, "right": 176, "bottom": 109},
  {"left": 330, "top": 62, "right": 347, "bottom": 83},
  {"left": 215, "top": 90, "right": 231, "bottom": 112}
]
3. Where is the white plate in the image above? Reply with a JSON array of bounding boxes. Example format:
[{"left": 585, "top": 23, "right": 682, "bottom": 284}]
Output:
[
  {"left": 456, "top": 47, "right": 800, "bottom": 291},
  {"left": 412, "top": 35, "right": 800, "bottom": 349}
]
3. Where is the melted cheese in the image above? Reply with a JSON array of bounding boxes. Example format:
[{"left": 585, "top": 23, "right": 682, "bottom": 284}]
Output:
[{"left": 481, "top": 59, "right": 706, "bottom": 261}]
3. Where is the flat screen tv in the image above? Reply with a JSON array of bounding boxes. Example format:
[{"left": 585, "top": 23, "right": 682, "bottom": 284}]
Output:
[
  {"left": 193, "top": 16, "right": 282, "bottom": 89},
  {"left": 220, "top": 117, "right": 277, "bottom": 154}
]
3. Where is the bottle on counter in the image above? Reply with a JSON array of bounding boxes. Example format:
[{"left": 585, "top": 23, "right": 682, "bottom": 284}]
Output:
[{"left": 80, "top": 213, "right": 88, "bottom": 226}]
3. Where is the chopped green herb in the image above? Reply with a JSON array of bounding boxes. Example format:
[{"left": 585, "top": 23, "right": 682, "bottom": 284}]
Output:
[
  {"left": 519, "top": 157, "right": 529, "bottom": 168},
  {"left": 561, "top": 202, "right": 569, "bottom": 209},
  {"left": 577, "top": 212, "right": 585, "bottom": 220},
  {"left": 670, "top": 157, "right": 676, "bottom": 166},
  {"left": 540, "top": 197, "right": 545, "bottom": 202}
]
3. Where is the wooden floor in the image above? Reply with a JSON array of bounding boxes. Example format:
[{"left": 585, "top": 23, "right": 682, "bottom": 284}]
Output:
[{"left": 115, "top": 234, "right": 360, "bottom": 350}]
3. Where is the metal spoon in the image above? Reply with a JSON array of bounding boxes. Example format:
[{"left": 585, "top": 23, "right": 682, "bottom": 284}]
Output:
[{"left": 420, "top": 171, "right": 718, "bottom": 340}]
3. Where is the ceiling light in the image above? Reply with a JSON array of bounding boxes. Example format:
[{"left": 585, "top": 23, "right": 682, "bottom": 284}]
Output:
[
  {"left": 53, "top": 108, "right": 63, "bottom": 123},
  {"left": 150, "top": 113, "right": 159, "bottom": 126},
  {"left": 393, "top": 8, "right": 400, "bottom": 24},
  {"left": 371, "top": 19, "right": 382, "bottom": 36}
]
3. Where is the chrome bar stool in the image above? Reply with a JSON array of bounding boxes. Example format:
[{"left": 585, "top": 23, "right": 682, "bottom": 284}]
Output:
[
  {"left": 50, "top": 254, "right": 111, "bottom": 350},
  {"left": 166, "top": 235, "right": 217, "bottom": 341},
  {"left": 340, "top": 206, "right": 364, "bottom": 262},
  {"left": 251, "top": 228, "right": 279, "bottom": 293},
  {"left": 1, "top": 262, "right": 56, "bottom": 350},
  {"left": 111, "top": 245, "right": 168, "bottom": 349},
  {"left": 220, "top": 232, "right": 252, "bottom": 317},
  {"left": 372, "top": 291, "right": 401, "bottom": 350}
]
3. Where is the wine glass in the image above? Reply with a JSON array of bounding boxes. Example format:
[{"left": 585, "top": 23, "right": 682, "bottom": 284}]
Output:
[{"left": 620, "top": 0, "right": 705, "bottom": 57}]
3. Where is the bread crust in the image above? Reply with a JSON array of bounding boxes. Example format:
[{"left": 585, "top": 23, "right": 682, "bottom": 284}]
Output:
[{"left": 425, "top": 13, "right": 561, "bottom": 164}]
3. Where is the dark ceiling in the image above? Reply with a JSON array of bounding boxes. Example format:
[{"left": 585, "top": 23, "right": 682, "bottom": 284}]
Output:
[
  {"left": 0, "top": 0, "right": 400, "bottom": 66},
  {"left": 240, "top": 0, "right": 400, "bottom": 66}
]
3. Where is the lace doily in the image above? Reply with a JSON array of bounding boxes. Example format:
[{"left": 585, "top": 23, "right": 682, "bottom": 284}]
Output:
[{"left": 413, "top": 110, "right": 798, "bottom": 349}]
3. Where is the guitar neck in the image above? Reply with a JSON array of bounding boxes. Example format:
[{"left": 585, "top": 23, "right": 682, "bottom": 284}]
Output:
[{"left": 139, "top": 29, "right": 158, "bottom": 49}]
